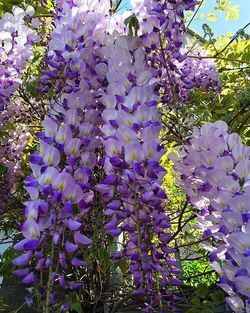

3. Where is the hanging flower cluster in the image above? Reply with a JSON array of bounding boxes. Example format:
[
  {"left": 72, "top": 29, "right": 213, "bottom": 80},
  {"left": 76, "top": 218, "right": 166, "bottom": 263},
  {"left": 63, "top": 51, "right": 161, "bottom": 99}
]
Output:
[
  {"left": 0, "top": 120, "right": 30, "bottom": 211},
  {"left": 0, "top": 6, "right": 38, "bottom": 110},
  {"left": 175, "top": 49, "right": 220, "bottom": 95},
  {"left": 12, "top": 3, "right": 110, "bottom": 310},
  {"left": 173, "top": 121, "right": 250, "bottom": 312},
  {"left": 11, "top": 0, "right": 189, "bottom": 311},
  {"left": 97, "top": 33, "right": 181, "bottom": 311},
  {"left": 0, "top": 7, "right": 39, "bottom": 212},
  {"left": 131, "top": 0, "right": 220, "bottom": 106},
  {"left": 9, "top": 0, "right": 232, "bottom": 312}
]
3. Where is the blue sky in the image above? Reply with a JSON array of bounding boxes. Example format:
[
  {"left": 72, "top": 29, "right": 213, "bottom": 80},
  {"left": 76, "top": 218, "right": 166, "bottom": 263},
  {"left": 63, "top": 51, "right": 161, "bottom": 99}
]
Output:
[
  {"left": 190, "top": 0, "right": 250, "bottom": 37},
  {"left": 120, "top": 0, "right": 250, "bottom": 37}
]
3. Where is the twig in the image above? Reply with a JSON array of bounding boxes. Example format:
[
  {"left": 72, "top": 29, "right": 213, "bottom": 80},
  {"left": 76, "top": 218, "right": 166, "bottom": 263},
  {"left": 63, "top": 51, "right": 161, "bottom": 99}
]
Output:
[
  {"left": 110, "top": 0, "right": 123, "bottom": 14},
  {"left": 214, "top": 22, "right": 250, "bottom": 57},
  {"left": 186, "top": 54, "right": 250, "bottom": 65},
  {"left": 111, "top": 294, "right": 134, "bottom": 313},
  {"left": 171, "top": 216, "right": 197, "bottom": 241},
  {"left": 181, "top": 253, "right": 209, "bottom": 261},
  {"left": 184, "top": 270, "right": 214, "bottom": 280},
  {"left": 228, "top": 101, "right": 250, "bottom": 127},
  {"left": 178, "top": 237, "right": 211, "bottom": 248},
  {"left": 187, "top": 0, "right": 205, "bottom": 29}
]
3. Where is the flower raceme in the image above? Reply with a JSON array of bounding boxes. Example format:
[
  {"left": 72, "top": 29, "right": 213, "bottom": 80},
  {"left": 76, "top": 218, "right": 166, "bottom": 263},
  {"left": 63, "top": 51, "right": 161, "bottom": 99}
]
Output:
[
  {"left": 0, "top": 7, "right": 38, "bottom": 212},
  {"left": 97, "top": 34, "right": 181, "bottom": 311},
  {"left": 173, "top": 121, "right": 250, "bottom": 312},
  {"left": 10, "top": 1, "right": 190, "bottom": 311},
  {"left": 13, "top": 3, "right": 108, "bottom": 310},
  {"left": 0, "top": 6, "right": 38, "bottom": 110},
  {"left": 131, "top": 0, "right": 220, "bottom": 106}
]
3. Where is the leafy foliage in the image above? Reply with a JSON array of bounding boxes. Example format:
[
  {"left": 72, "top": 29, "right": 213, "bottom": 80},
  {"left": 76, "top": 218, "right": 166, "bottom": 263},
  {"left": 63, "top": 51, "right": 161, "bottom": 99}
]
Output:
[{"left": 188, "top": 285, "right": 226, "bottom": 313}]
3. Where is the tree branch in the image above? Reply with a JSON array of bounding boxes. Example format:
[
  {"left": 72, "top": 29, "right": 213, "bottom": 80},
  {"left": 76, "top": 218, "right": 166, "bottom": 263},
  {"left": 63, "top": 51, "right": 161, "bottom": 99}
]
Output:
[
  {"left": 178, "top": 237, "right": 212, "bottom": 248},
  {"left": 214, "top": 22, "right": 250, "bottom": 57},
  {"left": 186, "top": 54, "right": 250, "bottom": 65},
  {"left": 111, "top": 294, "right": 135, "bottom": 313},
  {"left": 186, "top": 0, "right": 205, "bottom": 29}
]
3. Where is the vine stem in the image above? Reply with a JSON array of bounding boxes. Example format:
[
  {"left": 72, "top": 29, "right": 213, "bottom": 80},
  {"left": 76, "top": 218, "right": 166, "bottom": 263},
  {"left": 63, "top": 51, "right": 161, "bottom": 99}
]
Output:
[
  {"left": 186, "top": 54, "right": 250, "bottom": 65},
  {"left": 133, "top": 185, "right": 142, "bottom": 257},
  {"left": 214, "top": 21, "right": 250, "bottom": 57},
  {"left": 186, "top": 0, "right": 205, "bottom": 28},
  {"left": 45, "top": 240, "right": 55, "bottom": 313}
]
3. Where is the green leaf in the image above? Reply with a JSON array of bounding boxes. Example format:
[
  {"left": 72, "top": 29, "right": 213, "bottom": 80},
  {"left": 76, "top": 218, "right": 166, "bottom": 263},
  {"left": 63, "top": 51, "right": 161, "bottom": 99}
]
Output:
[
  {"left": 190, "top": 296, "right": 201, "bottom": 306},
  {"left": 207, "top": 13, "right": 218, "bottom": 21},
  {"left": 210, "top": 290, "right": 225, "bottom": 305},
  {"left": 225, "top": 5, "right": 239, "bottom": 20},
  {"left": 202, "top": 23, "right": 214, "bottom": 38},
  {"left": 196, "top": 284, "right": 208, "bottom": 299},
  {"left": 69, "top": 292, "right": 82, "bottom": 313},
  {"left": 0, "top": 247, "right": 17, "bottom": 278},
  {"left": 0, "top": 163, "right": 7, "bottom": 175},
  {"left": 69, "top": 302, "right": 82, "bottom": 313},
  {"left": 98, "top": 247, "right": 110, "bottom": 272},
  {"left": 26, "top": 79, "right": 39, "bottom": 97},
  {"left": 116, "top": 258, "right": 129, "bottom": 274},
  {"left": 124, "top": 14, "right": 140, "bottom": 37},
  {"left": 3, "top": 0, "right": 22, "bottom": 4},
  {"left": 0, "top": 0, "right": 23, "bottom": 14}
]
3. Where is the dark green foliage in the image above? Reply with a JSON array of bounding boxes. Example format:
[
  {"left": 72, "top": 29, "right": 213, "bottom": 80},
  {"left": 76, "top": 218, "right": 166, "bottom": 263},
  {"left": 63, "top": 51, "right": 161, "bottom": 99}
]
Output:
[{"left": 188, "top": 285, "right": 228, "bottom": 313}]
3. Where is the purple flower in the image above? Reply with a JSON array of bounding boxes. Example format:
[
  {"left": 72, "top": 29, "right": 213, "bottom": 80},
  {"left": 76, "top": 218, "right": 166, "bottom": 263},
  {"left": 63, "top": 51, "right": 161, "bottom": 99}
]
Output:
[
  {"left": 65, "top": 241, "right": 78, "bottom": 253},
  {"left": 59, "top": 252, "right": 67, "bottom": 269},
  {"left": 43, "top": 145, "right": 61, "bottom": 166},
  {"left": 60, "top": 302, "right": 70, "bottom": 313},
  {"left": 22, "top": 219, "right": 40, "bottom": 239},
  {"left": 67, "top": 218, "right": 82, "bottom": 231},
  {"left": 226, "top": 296, "right": 244, "bottom": 313},
  {"left": 12, "top": 251, "right": 33, "bottom": 267},
  {"left": 29, "top": 153, "right": 43, "bottom": 164},
  {"left": 74, "top": 231, "right": 92, "bottom": 246},
  {"left": 22, "top": 272, "right": 38, "bottom": 285},
  {"left": 108, "top": 228, "right": 122, "bottom": 237},
  {"left": 124, "top": 142, "right": 143, "bottom": 164},
  {"left": 14, "top": 238, "right": 39, "bottom": 251},
  {"left": 64, "top": 138, "right": 81, "bottom": 156},
  {"left": 25, "top": 296, "right": 33, "bottom": 308},
  {"left": 63, "top": 184, "right": 83, "bottom": 203},
  {"left": 71, "top": 257, "right": 87, "bottom": 267},
  {"left": 13, "top": 268, "right": 30, "bottom": 277},
  {"left": 55, "top": 125, "right": 73, "bottom": 144},
  {"left": 227, "top": 232, "right": 250, "bottom": 253},
  {"left": 234, "top": 276, "right": 250, "bottom": 297}
]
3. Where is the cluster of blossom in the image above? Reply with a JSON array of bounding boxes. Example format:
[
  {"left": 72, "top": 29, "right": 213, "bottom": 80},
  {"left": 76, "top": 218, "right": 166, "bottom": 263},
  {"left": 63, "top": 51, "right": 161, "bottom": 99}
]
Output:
[
  {"left": 0, "top": 95, "right": 45, "bottom": 212},
  {"left": 175, "top": 49, "right": 221, "bottom": 96},
  {"left": 12, "top": 3, "right": 108, "bottom": 311},
  {"left": 56, "top": 0, "right": 109, "bottom": 14},
  {"left": 55, "top": 0, "right": 130, "bottom": 34},
  {"left": 131, "top": 0, "right": 220, "bottom": 106},
  {"left": 0, "top": 6, "right": 38, "bottom": 109},
  {"left": 0, "top": 120, "right": 30, "bottom": 211},
  {"left": 11, "top": 1, "right": 186, "bottom": 311},
  {"left": 173, "top": 121, "right": 250, "bottom": 312},
  {"left": 96, "top": 33, "right": 181, "bottom": 311},
  {"left": 0, "top": 7, "right": 39, "bottom": 212}
]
